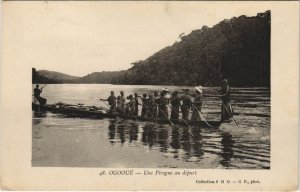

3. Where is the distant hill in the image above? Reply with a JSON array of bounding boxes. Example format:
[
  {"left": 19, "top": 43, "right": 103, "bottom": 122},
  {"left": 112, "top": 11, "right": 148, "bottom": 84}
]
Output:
[
  {"left": 112, "top": 11, "right": 270, "bottom": 87},
  {"left": 32, "top": 68, "right": 60, "bottom": 84},
  {"left": 38, "top": 70, "right": 80, "bottom": 82},
  {"left": 71, "top": 71, "right": 126, "bottom": 84},
  {"left": 32, "top": 68, "right": 125, "bottom": 84}
]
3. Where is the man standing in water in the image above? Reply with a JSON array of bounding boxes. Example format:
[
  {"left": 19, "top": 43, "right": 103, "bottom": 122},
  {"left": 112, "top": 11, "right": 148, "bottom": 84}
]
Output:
[
  {"left": 170, "top": 91, "right": 181, "bottom": 120},
  {"left": 157, "top": 88, "right": 169, "bottom": 118},
  {"left": 117, "top": 91, "right": 126, "bottom": 115},
  {"left": 141, "top": 93, "right": 149, "bottom": 117},
  {"left": 134, "top": 93, "right": 139, "bottom": 116},
  {"left": 191, "top": 86, "right": 203, "bottom": 121},
  {"left": 219, "top": 79, "right": 234, "bottom": 122},
  {"left": 153, "top": 91, "right": 159, "bottom": 118},
  {"left": 147, "top": 93, "right": 156, "bottom": 118},
  {"left": 101, "top": 91, "right": 116, "bottom": 112},
  {"left": 33, "top": 84, "right": 47, "bottom": 105},
  {"left": 181, "top": 89, "right": 192, "bottom": 120},
  {"left": 125, "top": 95, "right": 135, "bottom": 116}
]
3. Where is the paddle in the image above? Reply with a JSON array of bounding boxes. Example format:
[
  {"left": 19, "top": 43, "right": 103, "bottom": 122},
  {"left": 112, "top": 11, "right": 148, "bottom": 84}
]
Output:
[
  {"left": 99, "top": 99, "right": 111, "bottom": 110},
  {"left": 33, "top": 74, "right": 59, "bottom": 97},
  {"left": 191, "top": 103, "right": 214, "bottom": 128},
  {"left": 204, "top": 52, "right": 240, "bottom": 128},
  {"left": 147, "top": 97, "right": 174, "bottom": 126},
  {"left": 41, "top": 74, "right": 60, "bottom": 89},
  {"left": 168, "top": 103, "right": 191, "bottom": 127},
  {"left": 136, "top": 97, "right": 157, "bottom": 124}
]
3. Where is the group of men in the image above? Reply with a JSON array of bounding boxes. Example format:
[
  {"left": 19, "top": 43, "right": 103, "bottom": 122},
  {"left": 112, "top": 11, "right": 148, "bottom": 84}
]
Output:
[
  {"left": 33, "top": 79, "right": 234, "bottom": 122},
  {"left": 101, "top": 86, "right": 203, "bottom": 121},
  {"left": 101, "top": 79, "right": 234, "bottom": 122}
]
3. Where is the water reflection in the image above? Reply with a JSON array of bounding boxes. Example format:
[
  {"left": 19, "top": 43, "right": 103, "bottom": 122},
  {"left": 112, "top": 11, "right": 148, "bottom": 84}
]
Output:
[
  {"left": 157, "top": 126, "right": 169, "bottom": 153},
  {"left": 170, "top": 127, "right": 180, "bottom": 150},
  {"left": 220, "top": 132, "right": 234, "bottom": 168},
  {"left": 106, "top": 121, "right": 269, "bottom": 169},
  {"left": 191, "top": 128, "right": 204, "bottom": 158},
  {"left": 129, "top": 123, "right": 138, "bottom": 143},
  {"left": 108, "top": 120, "right": 117, "bottom": 144},
  {"left": 108, "top": 120, "right": 139, "bottom": 145},
  {"left": 142, "top": 124, "right": 157, "bottom": 149},
  {"left": 32, "top": 111, "right": 46, "bottom": 126},
  {"left": 107, "top": 121, "right": 206, "bottom": 162}
]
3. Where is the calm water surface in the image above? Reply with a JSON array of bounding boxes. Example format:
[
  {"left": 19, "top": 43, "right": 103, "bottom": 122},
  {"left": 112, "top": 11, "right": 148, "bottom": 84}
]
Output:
[{"left": 32, "top": 84, "right": 270, "bottom": 169}]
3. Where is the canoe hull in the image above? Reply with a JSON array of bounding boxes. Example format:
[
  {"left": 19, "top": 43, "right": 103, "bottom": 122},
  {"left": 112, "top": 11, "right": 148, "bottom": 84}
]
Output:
[{"left": 32, "top": 103, "right": 221, "bottom": 128}]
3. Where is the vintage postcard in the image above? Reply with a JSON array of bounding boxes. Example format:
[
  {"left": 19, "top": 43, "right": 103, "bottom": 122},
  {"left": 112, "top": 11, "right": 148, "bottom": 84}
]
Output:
[{"left": 0, "top": 1, "right": 299, "bottom": 191}]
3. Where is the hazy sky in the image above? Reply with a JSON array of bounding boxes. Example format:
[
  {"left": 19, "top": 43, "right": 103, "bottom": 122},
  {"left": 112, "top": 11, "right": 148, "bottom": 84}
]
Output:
[{"left": 5, "top": 2, "right": 269, "bottom": 77}]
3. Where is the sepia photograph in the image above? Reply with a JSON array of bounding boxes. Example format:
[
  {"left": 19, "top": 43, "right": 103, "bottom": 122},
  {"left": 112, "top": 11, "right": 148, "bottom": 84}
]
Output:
[
  {"left": 31, "top": 4, "right": 270, "bottom": 169},
  {"left": 1, "top": 1, "right": 298, "bottom": 191}
]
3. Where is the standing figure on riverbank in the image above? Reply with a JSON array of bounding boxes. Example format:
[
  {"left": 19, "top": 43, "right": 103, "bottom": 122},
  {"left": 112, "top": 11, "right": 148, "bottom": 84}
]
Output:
[
  {"left": 125, "top": 95, "right": 136, "bottom": 116},
  {"left": 147, "top": 94, "right": 156, "bottom": 118},
  {"left": 219, "top": 79, "right": 234, "bottom": 122},
  {"left": 141, "top": 93, "right": 149, "bottom": 117},
  {"left": 153, "top": 91, "right": 159, "bottom": 118},
  {"left": 33, "top": 84, "right": 47, "bottom": 105},
  {"left": 101, "top": 91, "right": 116, "bottom": 112},
  {"left": 181, "top": 89, "right": 192, "bottom": 120},
  {"left": 170, "top": 91, "right": 181, "bottom": 120},
  {"left": 157, "top": 88, "right": 169, "bottom": 119},
  {"left": 117, "top": 91, "right": 126, "bottom": 115},
  {"left": 134, "top": 93, "right": 139, "bottom": 116},
  {"left": 191, "top": 86, "right": 203, "bottom": 121}
]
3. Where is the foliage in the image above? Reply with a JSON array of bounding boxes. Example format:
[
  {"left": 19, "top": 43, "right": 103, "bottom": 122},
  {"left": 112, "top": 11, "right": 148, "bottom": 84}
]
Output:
[{"left": 112, "top": 11, "right": 270, "bottom": 87}]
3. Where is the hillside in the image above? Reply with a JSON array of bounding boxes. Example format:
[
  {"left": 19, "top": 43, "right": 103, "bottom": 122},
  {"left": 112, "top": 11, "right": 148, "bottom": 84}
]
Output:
[
  {"left": 38, "top": 70, "right": 79, "bottom": 81},
  {"left": 72, "top": 71, "right": 125, "bottom": 84},
  {"left": 112, "top": 11, "right": 270, "bottom": 87},
  {"left": 33, "top": 68, "right": 125, "bottom": 84},
  {"left": 32, "top": 68, "right": 60, "bottom": 84},
  {"left": 33, "top": 11, "right": 270, "bottom": 86}
]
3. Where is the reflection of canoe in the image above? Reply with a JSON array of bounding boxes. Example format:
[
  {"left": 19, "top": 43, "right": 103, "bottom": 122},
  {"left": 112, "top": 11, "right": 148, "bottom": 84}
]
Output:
[{"left": 32, "top": 103, "right": 221, "bottom": 128}]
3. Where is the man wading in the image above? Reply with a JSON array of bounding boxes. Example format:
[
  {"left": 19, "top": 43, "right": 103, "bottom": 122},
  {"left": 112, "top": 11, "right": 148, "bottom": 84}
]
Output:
[
  {"left": 101, "top": 91, "right": 116, "bottom": 112},
  {"left": 157, "top": 88, "right": 169, "bottom": 118},
  {"left": 125, "top": 95, "right": 135, "bottom": 116},
  {"left": 117, "top": 91, "right": 126, "bottom": 115},
  {"left": 134, "top": 93, "right": 139, "bottom": 116},
  {"left": 191, "top": 86, "right": 203, "bottom": 121},
  {"left": 219, "top": 79, "right": 234, "bottom": 122},
  {"left": 170, "top": 91, "right": 180, "bottom": 120},
  {"left": 141, "top": 93, "right": 149, "bottom": 117}
]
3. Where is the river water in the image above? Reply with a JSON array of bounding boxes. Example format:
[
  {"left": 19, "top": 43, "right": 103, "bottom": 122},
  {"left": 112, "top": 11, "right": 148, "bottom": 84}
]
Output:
[{"left": 32, "top": 84, "right": 270, "bottom": 169}]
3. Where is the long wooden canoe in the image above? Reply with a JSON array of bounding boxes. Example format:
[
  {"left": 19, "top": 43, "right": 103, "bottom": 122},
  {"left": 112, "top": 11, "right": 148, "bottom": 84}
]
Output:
[{"left": 32, "top": 103, "right": 221, "bottom": 128}]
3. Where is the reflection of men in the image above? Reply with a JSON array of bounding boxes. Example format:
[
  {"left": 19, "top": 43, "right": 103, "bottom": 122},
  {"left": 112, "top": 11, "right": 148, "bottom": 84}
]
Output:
[{"left": 33, "top": 84, "right": 47, "bottom": 105}]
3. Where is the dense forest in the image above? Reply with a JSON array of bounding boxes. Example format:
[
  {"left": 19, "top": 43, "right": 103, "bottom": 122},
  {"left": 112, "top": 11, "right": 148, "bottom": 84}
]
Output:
[
  {"left": 33, "top": 11, "right": 270, "bottom": 87},
  {"left": 112, "top": 11, "right": 270, "bottom": 87}
]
